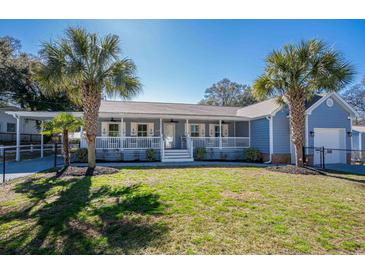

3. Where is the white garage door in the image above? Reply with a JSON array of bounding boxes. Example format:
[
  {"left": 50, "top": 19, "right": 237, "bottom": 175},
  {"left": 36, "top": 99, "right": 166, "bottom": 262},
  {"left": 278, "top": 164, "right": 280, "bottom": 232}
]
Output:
[{"left": 313, "top": 128, "right": 346, "bottom": 165}]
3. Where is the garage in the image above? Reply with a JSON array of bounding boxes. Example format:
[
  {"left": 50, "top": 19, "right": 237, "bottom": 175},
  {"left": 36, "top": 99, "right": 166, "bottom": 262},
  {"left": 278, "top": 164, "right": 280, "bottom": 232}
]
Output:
[{"left": 313, "top": 128, "right": 346, "bottom": 165}]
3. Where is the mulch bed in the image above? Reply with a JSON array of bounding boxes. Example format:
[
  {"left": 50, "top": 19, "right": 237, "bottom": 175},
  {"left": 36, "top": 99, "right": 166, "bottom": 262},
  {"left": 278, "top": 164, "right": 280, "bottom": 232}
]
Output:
[
  {"left": 266, "top": 165, "right": 321, "bottom": 175},
  {"left": 58, "top": 166, "right": 119, "bottom": 177}
]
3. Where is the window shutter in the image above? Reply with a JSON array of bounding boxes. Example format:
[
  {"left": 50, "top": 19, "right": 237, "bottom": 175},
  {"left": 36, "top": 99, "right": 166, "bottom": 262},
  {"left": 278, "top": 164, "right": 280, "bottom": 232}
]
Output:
[
  {"left": 223, "top": 124, "right": 229, "bottom": 137},
  {"left": 148, "top": 123, "right": 154, "bottom": 136},
  {"left": 101, "top": 122, "right": 109, "bottom": 137},
  {"left": 199, "top": 124, "right": 205, "bottom": 137},
  {"left": 209, "top": 124, "right": 215, "bottom": 137},
  {"left": 131, "top": 122, "right": 137, "bottom": 136}
]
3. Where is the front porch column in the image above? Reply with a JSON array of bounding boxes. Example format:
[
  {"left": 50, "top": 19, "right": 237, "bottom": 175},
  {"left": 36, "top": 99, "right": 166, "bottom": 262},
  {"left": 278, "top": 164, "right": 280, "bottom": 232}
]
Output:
[
  {"left": 185, "top": 119, "right": 189, "bottom": 136},
  {"left": 219, "top": 119, "right": 222, "bottom": 149},
  {"left": 120, "top": 117, "right": 124, "bottom": 150},
  {"left": 159, "top": 118, "right": 163, "bottom": 137},
  {"left": 40, "top": 121, "right": 44, "bottom": 158}
]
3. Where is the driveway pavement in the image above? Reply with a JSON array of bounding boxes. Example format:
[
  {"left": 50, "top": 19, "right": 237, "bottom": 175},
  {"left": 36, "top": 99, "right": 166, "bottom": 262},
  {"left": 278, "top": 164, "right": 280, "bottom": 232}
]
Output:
[
  {"left": 324, "top": 164, "right": 365, "bottom": 175},
  {"left": 0, "top": 156, "right": 63, "bottom": 183}
]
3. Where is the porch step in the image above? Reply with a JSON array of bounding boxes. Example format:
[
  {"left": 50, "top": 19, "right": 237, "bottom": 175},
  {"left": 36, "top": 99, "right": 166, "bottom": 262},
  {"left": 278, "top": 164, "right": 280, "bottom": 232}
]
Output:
[{"left": 162, "top": 149, "right": 194, "bottom": 162}]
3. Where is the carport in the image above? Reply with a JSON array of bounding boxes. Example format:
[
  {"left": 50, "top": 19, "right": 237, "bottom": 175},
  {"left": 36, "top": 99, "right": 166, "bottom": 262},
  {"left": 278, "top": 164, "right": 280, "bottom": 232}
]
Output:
[{"left": 4, "top": 111, "right": 82, "bottom": 161}]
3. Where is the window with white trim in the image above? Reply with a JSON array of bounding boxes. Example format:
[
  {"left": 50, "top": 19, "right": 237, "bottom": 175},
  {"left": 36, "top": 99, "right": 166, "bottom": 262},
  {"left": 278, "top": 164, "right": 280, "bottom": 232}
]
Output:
[
  {"left": 108, "top": 123, "right": 120, "bottom": 137},
  {"left": 137, "top": 124, "right": 148, "bottom": 137},
  {"left": 190, "top": 124, "right": 199, "bottom": 137}
]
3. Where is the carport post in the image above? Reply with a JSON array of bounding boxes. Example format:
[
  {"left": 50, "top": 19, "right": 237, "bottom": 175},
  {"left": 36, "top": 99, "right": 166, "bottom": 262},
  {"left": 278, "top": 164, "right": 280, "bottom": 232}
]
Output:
[
  {"left": 322, "top": 146, "right": 325, "bottom": 170},
  {"left": 40, "top": 121, "right": 44, "bottom": 158},
  {"left": 15, "top": 115, "right": 20, "bottom": 161}
]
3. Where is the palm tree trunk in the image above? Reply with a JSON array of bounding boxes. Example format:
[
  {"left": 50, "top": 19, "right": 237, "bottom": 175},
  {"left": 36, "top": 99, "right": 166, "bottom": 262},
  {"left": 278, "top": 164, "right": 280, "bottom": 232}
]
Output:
[
  {"left": 288, "top": 95, "right": 306, "bottom": 167},
  {"left": 63, "top": 129, "right": 70, "bottom": 166},
  {"left": 82, "top": 86, "right": 101, "bottom": 169}
]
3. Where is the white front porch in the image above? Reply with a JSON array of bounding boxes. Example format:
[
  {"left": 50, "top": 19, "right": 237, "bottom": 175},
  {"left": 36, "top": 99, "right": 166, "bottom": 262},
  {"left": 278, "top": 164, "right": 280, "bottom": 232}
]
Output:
[{"left": 80, "top": 136, "right": 250, "bottom": 150}]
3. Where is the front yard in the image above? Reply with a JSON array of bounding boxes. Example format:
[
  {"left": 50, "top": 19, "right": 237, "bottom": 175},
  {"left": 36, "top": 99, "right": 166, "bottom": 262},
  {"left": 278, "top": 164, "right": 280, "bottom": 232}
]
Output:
[{"left": 0, "top": 166, "right": 364, "bottom": 254}]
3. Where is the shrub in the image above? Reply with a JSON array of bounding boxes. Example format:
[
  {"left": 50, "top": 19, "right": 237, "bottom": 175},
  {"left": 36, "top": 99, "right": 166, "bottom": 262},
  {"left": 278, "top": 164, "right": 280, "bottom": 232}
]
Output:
[
  {"left": 196, "top": 147, "right": 206, "bottom": 160},
  {"left": 146, "top": 149, "right": 157, "bottom": 161},
  {"left": 244, "top": 147, "right": 262, "bottom": 162},
  {"left": 74, "top": 148, "right": 88, "bottom": 163}
]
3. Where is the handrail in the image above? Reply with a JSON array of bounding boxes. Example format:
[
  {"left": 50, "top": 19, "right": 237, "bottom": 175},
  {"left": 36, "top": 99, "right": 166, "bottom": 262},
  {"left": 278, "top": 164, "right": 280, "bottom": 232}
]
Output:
[
  {"left": 81, "top": 136, "right": 162, "bottom": 150},
  {"left": 181, "top": 136, "right": 250, "bottom": 148}
]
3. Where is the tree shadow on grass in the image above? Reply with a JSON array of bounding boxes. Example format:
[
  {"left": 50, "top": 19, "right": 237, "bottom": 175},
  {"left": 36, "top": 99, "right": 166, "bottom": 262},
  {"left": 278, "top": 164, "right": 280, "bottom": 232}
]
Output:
[{"left": 0, "top": 170, "right": 168, "bottom": 254}]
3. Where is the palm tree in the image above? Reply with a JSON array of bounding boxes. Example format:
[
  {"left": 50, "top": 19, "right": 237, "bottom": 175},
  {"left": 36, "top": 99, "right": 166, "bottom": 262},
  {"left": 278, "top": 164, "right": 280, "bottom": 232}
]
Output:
[
  {"left": 36, "top": 27, "right": 142, "bottom": 168},
  {"left": 253, "top": 39, "right": 354, "bottom": 167},
  {"left": 42, "top": 113, "right": 83, "bottom": 166}
]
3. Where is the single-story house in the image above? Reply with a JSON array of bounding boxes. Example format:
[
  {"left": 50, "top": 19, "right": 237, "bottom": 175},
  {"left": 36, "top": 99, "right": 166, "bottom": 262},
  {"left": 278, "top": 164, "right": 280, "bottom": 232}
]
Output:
[{"left": 4, "top": 92, "right": 358, "bottom": 164}]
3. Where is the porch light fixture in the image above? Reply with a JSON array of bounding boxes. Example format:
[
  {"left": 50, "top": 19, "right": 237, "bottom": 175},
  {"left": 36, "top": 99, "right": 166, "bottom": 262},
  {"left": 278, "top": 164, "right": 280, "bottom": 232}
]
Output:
[
  {"left": 310, "top": 131, "right": 314, "bottom": 137},
  {"left": 347, "top": 131, "right": 352, "bottom": 137}
]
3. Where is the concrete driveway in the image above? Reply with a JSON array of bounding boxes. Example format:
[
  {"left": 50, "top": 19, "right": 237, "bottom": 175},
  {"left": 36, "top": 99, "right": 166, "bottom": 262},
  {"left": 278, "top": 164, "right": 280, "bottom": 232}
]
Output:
[
  {"left": 0, "top": 156, "right": 63, "bottom": 182},
  {"left": 325, "top": 164, "right": 365, "bottom": 175}
]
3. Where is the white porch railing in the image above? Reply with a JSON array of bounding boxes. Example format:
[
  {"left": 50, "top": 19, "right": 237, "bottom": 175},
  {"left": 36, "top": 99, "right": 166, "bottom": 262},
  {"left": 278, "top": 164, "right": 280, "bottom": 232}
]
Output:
[
  {"left": 81, "top": 137, "right": 161, "bottom": 150},
  {"left": 181, "top": 137, "right": 250, "bottom": 149}
]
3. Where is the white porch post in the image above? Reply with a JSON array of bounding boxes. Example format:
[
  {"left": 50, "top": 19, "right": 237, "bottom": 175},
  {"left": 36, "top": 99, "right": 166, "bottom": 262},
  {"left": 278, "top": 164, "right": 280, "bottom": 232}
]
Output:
[
  {"left": 120, "top": 117, "right": 124, "bottom": 150},
  {"left": 185, "top": 119, "right": 189, "bottom": 136},
  {"left": 14, "top": 115, "right": 20, "bottom": 161},
  {"left": 160, "top": 118, "right": 163, "bottom": 137},
  {"left": 219, "top": 120, "right": 222, "bottom": 149},
  {"left": 40, "top": 121, "right": 44, "bottom": 158}
]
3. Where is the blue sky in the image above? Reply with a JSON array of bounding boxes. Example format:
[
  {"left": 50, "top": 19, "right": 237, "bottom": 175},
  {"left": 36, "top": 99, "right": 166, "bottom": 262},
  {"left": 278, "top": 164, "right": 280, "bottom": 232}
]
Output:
[{"left": 1, "top": 20, "right": 365, "bottom": 103}]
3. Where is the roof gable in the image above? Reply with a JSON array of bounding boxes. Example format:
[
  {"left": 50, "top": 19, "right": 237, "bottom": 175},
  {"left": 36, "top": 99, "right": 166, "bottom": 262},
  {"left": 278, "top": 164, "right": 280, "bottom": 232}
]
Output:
[{"left": 306, "top": 92, "right": 358, "bottom": 117}]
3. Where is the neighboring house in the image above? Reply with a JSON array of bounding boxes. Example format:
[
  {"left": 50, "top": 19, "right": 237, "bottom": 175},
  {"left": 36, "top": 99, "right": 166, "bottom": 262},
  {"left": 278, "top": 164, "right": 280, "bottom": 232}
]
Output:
[
  {"left": 5, "top": 92, "right": 358, "bottom": 164},
  {"left": 0, "top": 105, "right": 39, "bottom": 145}
]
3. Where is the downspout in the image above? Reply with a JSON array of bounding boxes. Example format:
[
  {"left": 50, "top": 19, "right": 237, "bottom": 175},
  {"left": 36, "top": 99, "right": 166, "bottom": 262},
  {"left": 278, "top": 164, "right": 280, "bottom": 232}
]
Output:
[{"left": 264, "top": 115, "right": 273, "bottom": 164}]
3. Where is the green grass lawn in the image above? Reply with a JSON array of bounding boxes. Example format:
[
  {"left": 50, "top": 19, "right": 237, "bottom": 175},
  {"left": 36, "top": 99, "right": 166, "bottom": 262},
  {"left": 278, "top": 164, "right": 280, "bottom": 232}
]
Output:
[{"left": 0, "top": 166, "right": 365, "bottom": 254}]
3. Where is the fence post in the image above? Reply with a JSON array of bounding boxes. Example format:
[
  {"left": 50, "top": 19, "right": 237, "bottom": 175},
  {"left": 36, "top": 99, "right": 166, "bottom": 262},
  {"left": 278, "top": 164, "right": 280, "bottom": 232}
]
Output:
[
  {"left": 2, "top": 148, "right": 6, "bottom": 183},
  {"left": 302, "top": 146, "right": 306, "bottom": 165},
  {"left": 54, "top": 143, "right": 57, "bottom": 168}
]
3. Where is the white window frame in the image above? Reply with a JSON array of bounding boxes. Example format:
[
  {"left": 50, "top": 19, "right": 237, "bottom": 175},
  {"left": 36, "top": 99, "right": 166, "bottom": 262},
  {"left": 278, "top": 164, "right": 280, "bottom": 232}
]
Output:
[
  {"left": 190, "top": 124, "right": 200, "bottom": 137},
  {"left": 108, "top": 123, "right": 120, "bottom": 137},
  {"left": 137, "top": 123, "right": 148, "bottom": 137}
]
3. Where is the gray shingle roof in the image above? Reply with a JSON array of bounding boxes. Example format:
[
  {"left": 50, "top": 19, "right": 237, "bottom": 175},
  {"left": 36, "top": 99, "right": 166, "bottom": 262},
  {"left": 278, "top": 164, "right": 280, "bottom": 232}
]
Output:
[
  {"left": 235, "top": 98, "right": 281, "bottom": 118},
  {"left": 99, "top": 100, "right": 242, "bottom": 117}
]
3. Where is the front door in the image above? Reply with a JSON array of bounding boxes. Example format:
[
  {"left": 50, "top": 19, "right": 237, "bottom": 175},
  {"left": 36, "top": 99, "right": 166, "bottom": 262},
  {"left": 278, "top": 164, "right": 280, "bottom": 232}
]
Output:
[{"left": 164, "top": 123, "right": 175, "bottom": 149}]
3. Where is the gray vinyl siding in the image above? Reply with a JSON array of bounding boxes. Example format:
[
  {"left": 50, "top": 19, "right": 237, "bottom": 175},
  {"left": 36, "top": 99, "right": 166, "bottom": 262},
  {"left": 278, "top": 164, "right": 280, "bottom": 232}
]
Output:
[
  {"left": 272, "top": 109, "right": 290, "bottom": 154},
  {"left": 250, "top": 118, "right": 269, "bottom": 154},
  {"left": 307, "top": 98, "right": 351, "bottom": 150}
]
